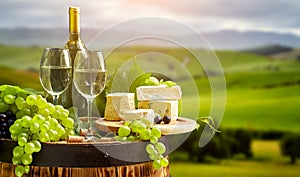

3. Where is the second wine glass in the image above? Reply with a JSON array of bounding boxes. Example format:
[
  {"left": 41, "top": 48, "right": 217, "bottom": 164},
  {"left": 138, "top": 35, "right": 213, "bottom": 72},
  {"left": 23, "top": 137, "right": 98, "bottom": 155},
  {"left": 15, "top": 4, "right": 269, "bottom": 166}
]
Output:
[{"left": 73, "top": 51, "right": 107, "bottom": 136}]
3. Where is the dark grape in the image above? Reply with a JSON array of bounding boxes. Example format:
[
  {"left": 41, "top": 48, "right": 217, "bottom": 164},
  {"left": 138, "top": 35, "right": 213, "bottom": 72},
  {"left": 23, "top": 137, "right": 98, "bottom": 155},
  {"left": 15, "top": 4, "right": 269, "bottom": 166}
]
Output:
[
  {"left": 2, "top": 122, "right": 8, "bottom": 128},
  {"left": 0, "top": 113, "right": 6, "bottom": 122},
  {"left": 5, "top": 110, "right": 14, "bottom": 119},
  {"left": 163, "top": 116, "right": 171, "bottom": 124},
  {"left": 7, "top": 118, "right": 15, "bottom": 126},
  {"left": 1, "top": 131, "right": 8, "bottom": 138},
  {"left": 154, "top": 115, "right": 163, "bottom": 124}
]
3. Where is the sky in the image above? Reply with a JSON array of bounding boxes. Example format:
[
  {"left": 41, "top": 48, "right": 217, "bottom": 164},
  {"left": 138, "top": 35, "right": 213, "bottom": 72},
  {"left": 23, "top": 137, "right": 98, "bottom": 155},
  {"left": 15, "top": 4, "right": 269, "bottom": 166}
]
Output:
[{"left": 0, "top": 0, "right": 300, "bottom": 36}]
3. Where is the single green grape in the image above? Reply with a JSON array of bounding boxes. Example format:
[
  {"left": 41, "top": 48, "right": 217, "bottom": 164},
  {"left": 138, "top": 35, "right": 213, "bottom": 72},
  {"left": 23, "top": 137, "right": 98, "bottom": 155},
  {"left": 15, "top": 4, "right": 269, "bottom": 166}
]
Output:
[
  {"left": 55, "top": 105, "right": 64, "bottom": 111},
  {"left": 155, "top": 142, "right": 166, "bottom": 154},
  {"left": 61, "top": 109, "right": 69, "bottom": 116},
  {"left": 0, "top": 101, "right": 9, "bottom": 112},
  {"left": 11, "top": 134, "right": 18, "bottom": 141},
  {"left": 40, "top": 123, "right": 49, "bottom": 132},
  {"left": 12, "top": 156, "right": 22, "bottom": 165},
  {"left": 4, "top": 94, "right": 15, "bottom": 104},
  {"left": 148, "top": 150, "right": 159, "bottom": 160},
  {"left": 151, "top": 127, "right": 161, "bottom": 138},
  {"left": 48, "top": 130, "right": 58, "bottom": 141},
  {"left": 30, "top": 122, "right": 40, "bottom": 133},
  {"left": 5, "top": 86, "right": 17, "bottom": 95},
  {"left": 127, "top": 135, "right": 136, "bottom": 141},
  {"left": 24, "top": 142, "right": 35, "bottom": 155},
  {"left": 36, "top": 97, "right": 47, "bottom": 109},
  {"left": 61, "top": 117, "right": 74, "bottom": 129},
  {"left": 26, "top": 94, "right": 37, "bottom": 105},
  {"left": 18, "top": 136, "right": 28, "bottom": 146},
  {"left": 140, "top": 129, "right": 151, "bottom": 141},
  {"left": 152, "top": 159, "right": 162, "bottom": 170},
  {"left": 47, "top": 102, "right": 55, "bottom": 114},
  {"left": 56, "top": 125, "right": 66, "bottom": 137},
  {"left": 52, "top": 110, "right": 61, "bottom": 120},
  {"left": 16, "top": 111, "right": 23, "bottom": 119},
  {"left": 32, "top": 140, "right": 42, "bottom": 152},
  {"left": 21, "top": 108, "right": 31, "bottom": 116},
  {"left": 118, "top": 125, "right": 131, "bottom": 137},
  {"left": 17, "top": 101, "right": 29, "bottom": 110},
  {"left": 22, "top": 154, "right": 33, "bottom": 165},
  {"left": 9, "top": 103, "right": 18, "bottom": 113},
  {"left": 32, "top": 114, "right": 45, "bottom": 124},
  {"left": 13, "top": 146, "right": 24, "bottom": 158},
  {"left": 49, "top": 118, "right": 59, "bottom": 126},
  {"left": 146, "top": 144, "right": 156, "bottom": 154},
  {"left": 18, "top": 132, "right": 29, "bottom": 139},
  {"left": 135, "top": 121, "right": 147, "bottom": 134},
  {"left": 30, "top": 105, "right": 39, "bottom": 114},
  {"left": 161, "top": 157, "right": 169, "bottom": 167},
  {"left": 31, "top": 133, "right": 40, "bottom": 140},
  {"left": 15, "top": 165, "right": 25, "bottom": 177},
  {"left": 150, "top": 136, "right": 158, "bottom": 144},
  {"left": 24, "top": 165, "right": 30, "bottom": 174},
  {"left": 39, "top": 132, "right": 50, "bottom": 143},
  {"left": 9, "top": 124, "right": 23, "bottom": 134},
  {"left": 20, "top": 115, "right": 32, "bottom": 128},
  {"left": 37, "top": 108, "right": 50, "bottom": 117},
  {"left": 15, "top": 97, "right": 25, "bottom": 106},
  {"left": 36, "top": 94, "right": 43, "bottom": 100}
]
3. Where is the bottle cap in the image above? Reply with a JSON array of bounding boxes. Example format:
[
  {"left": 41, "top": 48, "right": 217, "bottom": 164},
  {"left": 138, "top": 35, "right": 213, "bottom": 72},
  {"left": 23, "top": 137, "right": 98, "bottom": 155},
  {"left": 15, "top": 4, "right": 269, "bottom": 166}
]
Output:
[{"left": 69, "top": 7, "right": 80, "bottom": 14}]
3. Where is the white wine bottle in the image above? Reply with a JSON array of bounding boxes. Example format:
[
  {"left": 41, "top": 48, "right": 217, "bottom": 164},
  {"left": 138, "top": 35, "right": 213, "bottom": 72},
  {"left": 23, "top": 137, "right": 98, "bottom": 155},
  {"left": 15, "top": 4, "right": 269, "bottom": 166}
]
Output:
[{"left": 62, "top": 6, "right": 87, "bottom": 108}]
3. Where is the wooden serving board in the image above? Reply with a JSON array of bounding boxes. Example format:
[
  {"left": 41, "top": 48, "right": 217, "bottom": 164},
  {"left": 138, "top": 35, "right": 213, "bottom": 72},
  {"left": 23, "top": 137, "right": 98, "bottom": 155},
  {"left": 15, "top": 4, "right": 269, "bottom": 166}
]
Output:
[{"left": 95, "top": 117, "right": 197, "bottom": 135}]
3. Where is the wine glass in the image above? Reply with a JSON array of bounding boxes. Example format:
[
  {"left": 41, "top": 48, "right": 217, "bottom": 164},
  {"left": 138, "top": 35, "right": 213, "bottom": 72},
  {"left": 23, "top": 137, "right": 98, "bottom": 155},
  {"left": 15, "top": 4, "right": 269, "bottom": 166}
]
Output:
[
  {"left": 73, "top": 50, "right": 107, "bottom": 136},
  {"left": 39, "top": 48, "right": 72, "bottom": 105}
]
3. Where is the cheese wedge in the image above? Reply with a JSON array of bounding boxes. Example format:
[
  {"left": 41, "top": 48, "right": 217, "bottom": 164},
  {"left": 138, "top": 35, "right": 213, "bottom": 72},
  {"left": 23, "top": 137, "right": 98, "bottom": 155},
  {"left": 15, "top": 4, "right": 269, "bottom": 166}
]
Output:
[
  {"left": 121, "top": 109, "right": 155, "bottom": 123},
  {"left": 138, "top": 100, "right": 178, "bottom": 121},
  {"left": 104, "top": 93, "right": 135, "bottom": 121},
  {"left": 136, "top": 85, "right": 182, "bottom": 101}
]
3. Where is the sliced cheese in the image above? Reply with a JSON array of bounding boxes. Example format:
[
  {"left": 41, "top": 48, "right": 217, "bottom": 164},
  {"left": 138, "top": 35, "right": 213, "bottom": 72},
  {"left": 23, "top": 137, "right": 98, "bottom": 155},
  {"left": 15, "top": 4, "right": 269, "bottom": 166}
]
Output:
[
  {"left": 104, "top": 93, "right": 135, "bottom": 121},
  {"left": 138, "top": 100, "right": 178, "bottom": 122},
  {"left": 136, "top": 85, "right": 182, "bottom": 101},
  {"left": 121, "top": 109, "right": 155, "bottom": 123}
]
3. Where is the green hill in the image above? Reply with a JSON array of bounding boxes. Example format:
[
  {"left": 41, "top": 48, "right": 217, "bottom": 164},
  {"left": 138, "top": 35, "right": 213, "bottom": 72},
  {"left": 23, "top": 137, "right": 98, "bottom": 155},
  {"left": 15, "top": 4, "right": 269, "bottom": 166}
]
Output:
[{"left": 0, "top": 65, "right": 41, "bottom": 90}]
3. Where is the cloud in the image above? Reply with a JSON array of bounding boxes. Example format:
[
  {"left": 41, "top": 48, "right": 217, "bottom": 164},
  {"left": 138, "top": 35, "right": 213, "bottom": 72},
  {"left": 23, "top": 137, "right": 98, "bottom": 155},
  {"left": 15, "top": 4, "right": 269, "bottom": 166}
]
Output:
[
  {"left": 121, "top": 0, "right": 300, "bottom": 33},
  {"left": 0, "top": 0, "right": 299, "bottom": 35}
]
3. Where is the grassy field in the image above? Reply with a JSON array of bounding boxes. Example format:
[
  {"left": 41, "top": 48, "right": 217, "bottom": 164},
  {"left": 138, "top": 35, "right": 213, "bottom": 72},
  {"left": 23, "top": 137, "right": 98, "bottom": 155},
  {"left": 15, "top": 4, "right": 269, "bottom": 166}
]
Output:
[
  {"left": 170, "top": 140, "right": 300, "bottom": 177},
  {"left": 0, "top": 45, "right": 300, "bottom": 133}
]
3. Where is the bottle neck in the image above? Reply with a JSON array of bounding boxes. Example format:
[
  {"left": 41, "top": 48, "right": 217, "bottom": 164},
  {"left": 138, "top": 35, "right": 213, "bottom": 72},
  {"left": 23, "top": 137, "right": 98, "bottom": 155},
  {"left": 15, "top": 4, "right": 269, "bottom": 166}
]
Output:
[{"left": 69, "top": 7, "right": 80, "bottom": 36}]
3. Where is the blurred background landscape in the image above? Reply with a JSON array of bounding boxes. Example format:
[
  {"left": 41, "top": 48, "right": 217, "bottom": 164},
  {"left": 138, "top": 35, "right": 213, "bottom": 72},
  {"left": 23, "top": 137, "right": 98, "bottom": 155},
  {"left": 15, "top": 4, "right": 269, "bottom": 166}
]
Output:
[{"left": 1, "top": 0, "right": 300, "bottom": 176}]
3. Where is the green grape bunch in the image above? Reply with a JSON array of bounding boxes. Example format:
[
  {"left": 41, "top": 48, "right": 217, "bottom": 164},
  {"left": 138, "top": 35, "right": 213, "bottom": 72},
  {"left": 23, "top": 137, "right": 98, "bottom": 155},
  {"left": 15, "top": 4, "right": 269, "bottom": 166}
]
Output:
[
  {"left": 115, "top": 118, "right": 169, "bottom": 170},
  {"left": 0, "top": 85, "right": 75, "bottom": 177}
]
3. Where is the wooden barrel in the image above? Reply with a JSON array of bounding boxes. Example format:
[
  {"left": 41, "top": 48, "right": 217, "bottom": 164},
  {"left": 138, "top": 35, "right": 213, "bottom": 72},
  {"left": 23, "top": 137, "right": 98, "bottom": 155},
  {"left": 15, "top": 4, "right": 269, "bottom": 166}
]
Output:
[
  {"left": 0, "top": 161, "right": 169, "bottom": 177},
  {"left": 0, "top": 133, "right": 190, "bottom": 177}
]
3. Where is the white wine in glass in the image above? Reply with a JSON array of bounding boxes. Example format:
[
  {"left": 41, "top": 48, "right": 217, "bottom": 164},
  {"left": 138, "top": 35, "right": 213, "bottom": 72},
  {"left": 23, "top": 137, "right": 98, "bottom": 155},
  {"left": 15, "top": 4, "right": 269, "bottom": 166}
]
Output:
[
  {"left": 73, "top": 51, "right": 107, "bottom": 136},
  {"left": 39, "top": 48, "right": 72, "bottom": 105}
]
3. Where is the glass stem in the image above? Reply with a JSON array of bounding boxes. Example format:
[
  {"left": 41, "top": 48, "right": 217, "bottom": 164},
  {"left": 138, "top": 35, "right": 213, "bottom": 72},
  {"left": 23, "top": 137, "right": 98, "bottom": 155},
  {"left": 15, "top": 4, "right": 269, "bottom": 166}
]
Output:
[
  {"left": 86, "top": 98, "right": 93, "bottom": 135},
  {"left": 53, "top": 95, "right": 59, "bottom": 105}
]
